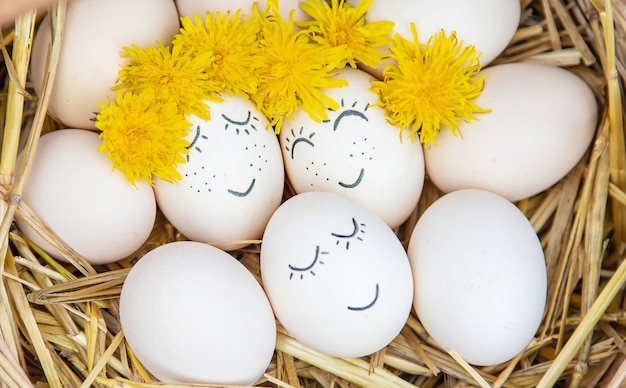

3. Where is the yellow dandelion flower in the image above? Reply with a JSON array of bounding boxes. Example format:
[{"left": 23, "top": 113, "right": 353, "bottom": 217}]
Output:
[
  {"left": 115, "top": 43, "right": 218, "bottom": 120},
  {"left": 172, "top": 10, "right": 263, "bottom": 97},
  {"left": 299, "top": 0, "right": 394, "bottom": 69},
  {"left": 371, "top": 24, "right": 490, "bottom": 146},
  {"left": 95, "top": 90, "right": 191, "bottom": 185},
  {"left": 252, "top": 1, "right": 348, "bottom": 133}
]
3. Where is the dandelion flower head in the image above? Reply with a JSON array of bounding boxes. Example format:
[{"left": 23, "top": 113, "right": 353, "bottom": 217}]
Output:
[
  {"left": 95, "top": 90, "right": 191, "bottom": 185},
  {"left": 173, "top": 10, "right": 263, "bottom": 97},
  {"left": 115, "top": 42, "right": 218, "bottom": 120},
  {"left": 371, "top": 23, "right": 490, "bottom": 146},
  {"left": 251, "top": 0, "right": 349, "bottom": 133},
  {"left": 299, "top": 0, "right": 394, "bottom": 69}
]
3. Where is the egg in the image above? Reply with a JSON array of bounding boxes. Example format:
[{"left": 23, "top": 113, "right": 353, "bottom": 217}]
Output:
[
  {"left": 261, "top": 191, "right": 413, "bottom": 358},
  {"left": 175, "top": 0, "right": 310, "bottom": 22},
  {"left": 154, "top": 95, "right": 284, "bottom": 251},
  {"left": 15, "top": 129, "right": 156, "bottom": 265},
  {"left": 120, "top": 241, "right": 276, "bottom": 385},
  {"left": 424, "top": 62, "right": 598, "bottom": 202},
  {"left": 408, "top": 189, "right": 547, "bottom": 366},
  {"left": 280, "top": 68, "right": 425, "bottom": 228},
  {"left": 30, "top": 0, "right": 180, "bottom": 130},
  {"left": 358, "top": 0, "right": 520, "bottom": 78}
]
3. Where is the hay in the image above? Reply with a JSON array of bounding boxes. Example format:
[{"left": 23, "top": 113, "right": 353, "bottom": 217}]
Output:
[{"left": 1, "top": 0, "right": 625, "bottom": 387}]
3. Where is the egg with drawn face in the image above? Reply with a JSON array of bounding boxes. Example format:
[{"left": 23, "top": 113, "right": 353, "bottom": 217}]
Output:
[
  {"left": 260, "top": 191, "right": 414, "bottom": 358},
  {"left": 154, "top": 95, "right": 284, "bottom": 251},
  {"left": 280, "top": 68, "right": 425, "bottom": 229}
]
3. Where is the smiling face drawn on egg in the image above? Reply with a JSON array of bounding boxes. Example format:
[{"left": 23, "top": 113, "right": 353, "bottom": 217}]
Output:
[
  {"left": 286, "top": 216, "right": 379, "bottom": 311},
  {"left": 153, "top": 95, "right": 284, "bottom": 250},
  {"left": 260, "top": 192, "right": 414, "bottom": 358},
  {"left": 279, "top": 68, "right": 426, "bottom": 230},
  {"left": 184, "top": 110, "right": 269, "bottom": 198},
  {"left": 282, "top": 98, "right": 376, "bottom": 190}
]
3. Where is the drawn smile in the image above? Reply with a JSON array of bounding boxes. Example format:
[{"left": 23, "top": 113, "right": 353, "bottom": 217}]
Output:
[
  {"left": 338, "top": 168, "right": 364, "bottom": 189},
  {"left": 347, "top": 283, "right": 379, "bottom": 311},
  {"left": 227, "top": 178, "right": 256, "bottom": 197}
]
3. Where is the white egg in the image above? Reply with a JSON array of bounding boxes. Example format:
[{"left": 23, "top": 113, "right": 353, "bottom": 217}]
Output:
[
  {"left": 175, "top": 0, "right": 310, "bottom": 22},
  {"left": 280, "top": 68, "right": 425, "bottom": 228},
  {"left": 30, "top": 0, "right": 180, "bottom": 129},
  {"left": 408, "top": 189, "right": 547, "bottom": 366},
  {"left": 358, "top": 0, "right": 520, "bottom": 78},
  {"left": 120, "top": 241, "right": 276, "bottom": 385},
  {"left": 424, "top": 63, "right": 598, "bottom": 202},
  {"left": 154, "top": 96, "right": 284, "bottom": 251},
  {"left": 261, "top": 191, "right": 413, "bottom": 358},
  {"left": 16, "top": 129, "right": 156, "bottom": 265}
]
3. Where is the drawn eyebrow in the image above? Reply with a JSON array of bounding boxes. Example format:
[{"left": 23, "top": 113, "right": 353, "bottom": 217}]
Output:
[{"left": 347, "top": 283, "right": 379, "bottom": 311}]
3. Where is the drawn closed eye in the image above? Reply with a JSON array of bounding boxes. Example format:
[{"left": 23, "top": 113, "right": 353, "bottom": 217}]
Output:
[
  {"left": 186, "top": 125, "right": 209, "bottom": 162},
  {"left": 289, "top": 245, "right": 328, "bottom": 280},
  {"left": 331, "top": 217, "right": 366, "bottom": 250},
  {"left": 329, "top": 99, "right": 370, "bottom": 132},
  {"left": 222, "top": 111, "right": 260, "bottom": 135},
  {"left": 284, "top": 127, "right": 315, "bottom": 159}
]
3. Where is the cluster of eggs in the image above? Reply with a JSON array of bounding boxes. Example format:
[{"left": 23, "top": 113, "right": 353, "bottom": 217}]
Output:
[{"left": 21, "top": 0, "right": 599, "bottom": 385}]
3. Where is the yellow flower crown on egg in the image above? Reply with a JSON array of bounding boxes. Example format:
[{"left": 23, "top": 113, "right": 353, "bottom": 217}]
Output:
[{"left": 95, "top": 0, "right": 490, "bottom": 185}]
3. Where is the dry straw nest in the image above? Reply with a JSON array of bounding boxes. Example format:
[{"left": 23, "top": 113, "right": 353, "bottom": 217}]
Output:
[{"left": 1, "top": 0, "right": 626, "bottom": 387}]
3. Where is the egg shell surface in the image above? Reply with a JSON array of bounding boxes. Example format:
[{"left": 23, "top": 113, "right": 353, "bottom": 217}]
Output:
[
  {"left": 280, "top": 67, "right": 425, "bottom": 228},
  {"left": 175, "top": 0, "right": 310, "bottom": 22},
  {"left": 120, "top": 241, "right": 276, "bottom": 385},
  {"left": 261, "top": 191, "right": 414, "bottom": 358},
  {"left": 16, "top": 129, "right": 156, "bottom": 265},
  {"left": 424, "top": 62, "right": 598, "bottom": 202},
  {"left": 30, "top": 0, "right": 180, "bottom": 129},
  {"left": 408, "top": 189, "right": 547, "bottom": 366},
  {"left": 359, "top": 0, "right": 521, "bottom": 78},
  {"left": 154, "top": 95, "right": 284, "bottom": 251}
]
